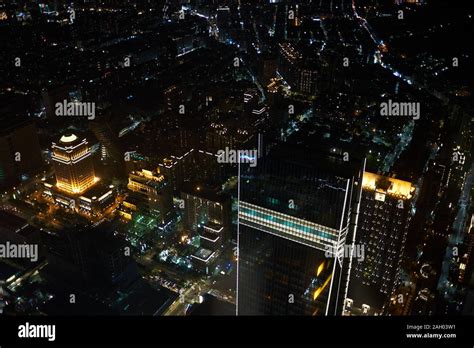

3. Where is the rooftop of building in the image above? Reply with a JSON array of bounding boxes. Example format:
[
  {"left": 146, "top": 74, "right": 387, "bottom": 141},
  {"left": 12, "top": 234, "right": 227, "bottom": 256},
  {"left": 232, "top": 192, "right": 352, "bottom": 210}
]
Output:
[
  {"left": 128, "top": 169, "right": 168, "bottom": 190},
  {"left": 202, "top": 221, "right": 224, "bottom": 233},
  {"left": 79, "top": 182, "right": 115, "bottom": 201},
  {"left": 240, "top": 143, "right": 365, "bottom": 230},
  {"left": 0, "top": 262, "right": 20, "bottom": 282},
  {"left": 187, "top": 293, "right": 235, "bottom": 316},
  {"left": 52, "top": 133, "right": 88, "bottom": 150},
  {"left": 191, "top": 248, "right": 214, "bottom": 262},
  {"left": 114, "top": 279, "right": 178, "bottom": 316},
  {"left": 268, "top": 141, "right": 365, "bottom": 180},
  {"left": 0, "top": 211, "right": 29, "bottom": 232},
  {"left": 362, "top": 171, "right": 414, "bottom": 199},
  {"left": 59, "top": 134, "right": 78, "bottom": 144},
  {"left": 123, "top": 192, "right": 142, "bottom": 206},
  {"left": 181, "top": 182, "right": 230, "bottom": 204},
  {"left": 16, "top": 225, "right": 40, "bottom": 239},
  {"left": 0, "top": 115, "right": 33, "bottom": 136},
  {"left": 199, "top": 227, "right": 221, "bottom": 242}
]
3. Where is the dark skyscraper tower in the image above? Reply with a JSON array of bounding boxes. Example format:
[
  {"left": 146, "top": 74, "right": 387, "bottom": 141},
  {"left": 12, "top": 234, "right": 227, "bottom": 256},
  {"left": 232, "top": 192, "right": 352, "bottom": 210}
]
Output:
[
  {"left": 237, "top": 144, "right": 365, "bottom": 315},
  {"left": 0, "top": 116, "right": 42, "bottom": 189},
  {"left": 345, "top": 172, "right": 414, "bottom": 315}
]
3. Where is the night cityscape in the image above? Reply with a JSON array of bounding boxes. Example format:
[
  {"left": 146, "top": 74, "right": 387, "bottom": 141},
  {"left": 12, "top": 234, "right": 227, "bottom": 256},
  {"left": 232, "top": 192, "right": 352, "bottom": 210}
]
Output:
[{"left": 0, "top": 0, "right": 473, "bottom": 345}]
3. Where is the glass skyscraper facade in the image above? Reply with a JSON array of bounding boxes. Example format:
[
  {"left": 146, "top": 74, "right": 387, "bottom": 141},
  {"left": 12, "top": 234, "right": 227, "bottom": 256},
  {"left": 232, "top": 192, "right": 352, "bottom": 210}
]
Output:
[{"left": 237, "top": 144, "right": 365, "bottom": 315}]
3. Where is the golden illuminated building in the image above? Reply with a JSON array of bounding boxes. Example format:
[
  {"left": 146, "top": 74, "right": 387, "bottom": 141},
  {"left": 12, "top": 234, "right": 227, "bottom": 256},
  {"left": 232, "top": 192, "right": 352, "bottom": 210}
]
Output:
[
  {"left": 42, "top": 134, "right": 116, "bottom": 216},
  {"left": 362, "top": 171, "right": 414, "bottom": 200},
  {"left": 118, "top": 200, "right": 137, "bottom": 221},
  {"left": 51, "top": 134, "right": 96, "bottom": 194}
]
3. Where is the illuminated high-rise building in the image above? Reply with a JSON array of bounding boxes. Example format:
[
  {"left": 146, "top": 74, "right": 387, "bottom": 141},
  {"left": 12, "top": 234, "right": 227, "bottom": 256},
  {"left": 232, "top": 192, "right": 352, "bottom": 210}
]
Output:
[
  {"left": 51, "top": 134, "right": 96, "bottom": 194},
  {"left": 345, "top": 172, "right": 414, "bottom": 315},
  {"left": 278, "top": 43, "right": 302, "bottom": 89},
  {"left": 181, "top": 182, "right": 231, "bottom": 242},
  {"left": 277, "top": 43, "right": 318, "bottom": 96},
  {"left": 237, "top": 144, "right": 365, "bottom": 315},
  {"left": 126, "top": 168, "right": 173, "bottom": 225}
]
